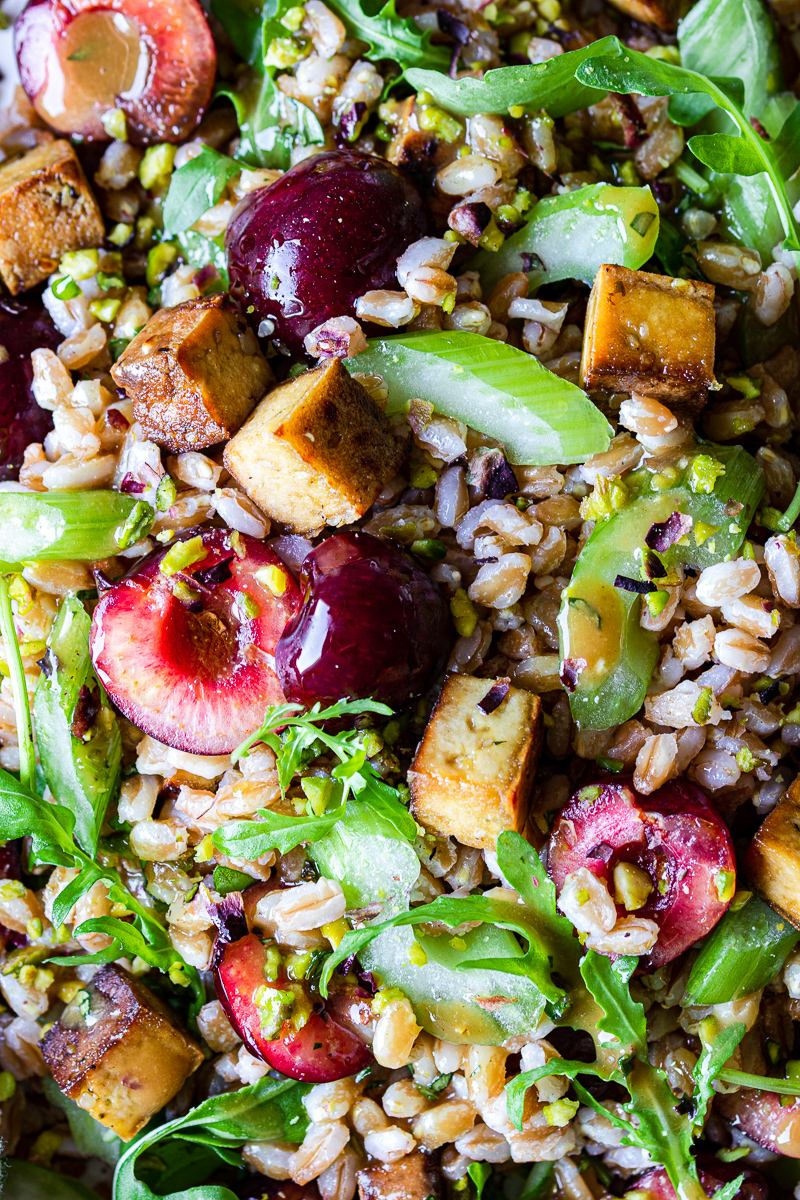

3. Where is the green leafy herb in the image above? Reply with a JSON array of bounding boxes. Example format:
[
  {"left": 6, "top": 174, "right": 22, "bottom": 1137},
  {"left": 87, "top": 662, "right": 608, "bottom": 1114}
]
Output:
[
  {"left": 678, "top": 0, "right": 781, "bottom": 121},
  {"left": 760, "top": 480, "right": 800, "bottom": 532},
  {"left": 4, "top": 1160, "right": 102, "bottom": 1200},
  {"left": 469, "top": 183, "right": 659, "bottom": 296},
  {"left": 0, "top": 491, "right": 154, "bottom": 569},
  {"left": 321, "top": 833, "right": 568, "bottom": 1007},
  {"left": 685, "top": 892, "right": 800, "bottom": 1005},
  {"left": 162, "top": 147, "right": 241, "bottom": 236},
  {"left": 327, "top": 0, "right": 449, "bottom": 74},
  {"left": 574, "top": 37, "right": 800, "bottom": 251},
  {"left": 176, "top": 230, "right": 229, "bottom": 289},
  {"left": 113, "top": 1075, "right": 310, "bottom": 1200},
  {"left": 467, "top": 1163, "right": 493, "bottom": 1200},
  {"left": 0, "top": 770, "right": 203, "bottom": 1011},
  {"left": 0, "top": 576, "right": 34, "bottom": 791},
  {"left": 345, "top": 331, "right": 612, "bottom": 466},
  {"left": 405, "top": 37, "right": 615, "bottom": 117},
  {"left": 210, "top": 0, "right": 264, "bottom": 65},
  {"left": 212, "top": 864, "right": 257, "bottom": 896},
  {"left": 34, "top": 594, "right": 121, "bottom": 856},
  {"left": 214, "top": 801, "right": 348, "bottom": 859}
]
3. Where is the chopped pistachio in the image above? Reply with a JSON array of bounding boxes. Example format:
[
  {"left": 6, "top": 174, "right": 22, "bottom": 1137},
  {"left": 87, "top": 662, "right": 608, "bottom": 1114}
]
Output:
[
  {"left": 139, "top": 143, "right": 177, "bottom": 190},
  {"left": 543, "top": 1098, "right": 579, "bottom": 1127},
  {"left": 265, "top": 36, "right": 307, "bottom": 68},
  {"left": 407, "top": 940, "right": 428, "bottom": 966},
  {"left": 159, "top": 535, "right": 206, "bottom": 577},
  {"left": 727, "top": 373, "right": 762, "bottom": 401},
  {"left": 450, "top": 587, "right": 478, "bottom": 638},
  {"left": 108, "top": 222, "right": 134, "bottom": 247},
  {"left": 101, "top": 109, "right": 128, "bottom": 141},
  {"left": 692, "top": 686, "right": 713, "bottom": 725},
  {"left": 580, "top": 474, "right": 630, "bottom": 522},
  {"left": 255, "top": 565, "right": 289, "bottom": 595},
  {"left": 687, "top": 454, "right": 726, "bottom": 495},
  {"left": 146, "top": 241, "right": 179, "bottom": 289},
  {"left": 52, "top": 274, "right": 81, "bottom": 300},
  {"left": 59, "top": 248, "right": 99, "bottom": 281},
  {"left": 89, "top": 297, "right": 122, "bottom": 323}
]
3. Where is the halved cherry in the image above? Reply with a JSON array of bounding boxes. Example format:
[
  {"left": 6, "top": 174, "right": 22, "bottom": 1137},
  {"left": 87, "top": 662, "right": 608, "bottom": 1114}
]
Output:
[
  {"left": 717, "top": 1087, "right": 800, "bottom": 1158},
  {"left": 89, "top": 528, "right": 301, "bottom": 755},
  {"left": 626, "top": 1163, "right": 767, "bottom": 1200},
  {"left": 214, "top": 930, "right": 373, "bottom": 1083},
  {"left": 547, "top": 779, "right": 735, "bottom": 971},
  {"left": 14, "top": 0, "right": 215, "bottom": 144}
]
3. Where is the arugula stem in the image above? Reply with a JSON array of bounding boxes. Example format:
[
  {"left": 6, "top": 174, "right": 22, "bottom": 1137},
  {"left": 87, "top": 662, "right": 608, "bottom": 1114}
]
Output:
[
  {"left": 718, "top": 1068, "right": 800, "bottom": 1095},
  {"left": 0, "top": 575, "right": 35, "bottom": 793}
]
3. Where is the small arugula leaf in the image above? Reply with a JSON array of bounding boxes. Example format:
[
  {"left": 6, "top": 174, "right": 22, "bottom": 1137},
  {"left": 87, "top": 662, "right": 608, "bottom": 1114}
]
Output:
[
  {"left": 713, "top": 1179, "right": 746, "bottom": 1200},
  {"left": 688, "top": 133, "right": 765, "bottom": 175},
  {"left": 623, "top": 1060, "right": 695, "bottom": 1194},
  {"left": 692, "top": 1023, "right": 746, "bottom": 1128},
  {"left": 580, "top": 951, "right": 646, "bottom": 1057},
  {"left": 113, "top": 1076, "right": 310, "bottom": 1200},
  {"left": 210, "top": 0, "right": 263, "bottom": 66},
  {"left": 574, "top": 37, "right": 800, "bottom": 251},
  {"left": 496, "top": 831, "right": 580, "bottom": 979},
  {"left": 0, "top": 769, "right": 78, "bottom": 866},
  {"left": 213, "top": 801, "right": 347, "bottom": 859},
  {"left": 519, "top": 1162, "right": 555, "bottom": 1200},
  {"left": 34, "top": 593, "right": 121, "bottom": 856},
  {"left": 405, "top": 36, "right": 617, "bottom": 118},
  {"left": 677, "top": 0, "right": 781, "bottom": 119},
  {"left": 327, "top": 0, "right": 449, "bottom": 74},
  {"left": 320, "top": 889, "right": 565, "bottom": 1005},
  {"left": 506, "top": 1058, "right": 612, "bottom": 1131},
  {"left": 163, "top": 147, "right": 241, "bottom": 235},
  {"left": 467, "top": 1162, "right": 493, "bottom": 1200}
]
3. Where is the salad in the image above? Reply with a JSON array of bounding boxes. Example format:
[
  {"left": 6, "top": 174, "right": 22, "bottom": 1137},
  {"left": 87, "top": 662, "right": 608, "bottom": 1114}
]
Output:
[{"left": 0, "top": 0, "right": 799, "bottom": 1197}]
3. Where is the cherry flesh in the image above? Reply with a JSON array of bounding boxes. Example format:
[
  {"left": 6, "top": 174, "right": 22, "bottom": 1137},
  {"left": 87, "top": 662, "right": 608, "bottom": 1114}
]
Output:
[
  {"left": 547, "top": 779, "right": 736, "bottom": 971},
  {"left": 718, "top": 1087, "right": 800, "bottom": 1158}
]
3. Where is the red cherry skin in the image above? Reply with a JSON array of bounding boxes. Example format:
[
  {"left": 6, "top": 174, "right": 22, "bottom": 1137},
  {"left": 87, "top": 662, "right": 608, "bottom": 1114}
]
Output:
[
  {"left": 15, "top": 0, "right": 215, "bottom": 144},
  {"left": 0, "top": 297, "right": 60, "bottom": 480},
  {"left": 626, "top": 1164, "right": 767, "bottom": 1200},
  {"left": 717, "top": 1087, "right": 800, "bottom": 1157},
  {"left": 90, "top": 528, "right": 301, "bottom": 755},
  {"left": 275, "top": 531, "right": 451, "bottom": 711},
  {"left": 547, "top": 779, "right": 735, "bottom": 971},
  {"left": 225, "top": 150, "right": 433, "bottom": 356},
  {"left": 214, "top": 931, "right": 373, "bottom": 1083}
]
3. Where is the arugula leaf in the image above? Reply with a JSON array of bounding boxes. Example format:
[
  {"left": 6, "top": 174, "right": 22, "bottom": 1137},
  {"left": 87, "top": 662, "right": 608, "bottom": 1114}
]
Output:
[
  {"left": 163, "top": 147, "right": 241, "bottom": 236},
  {"left": 519, "top": 1162, "right": 555, "bottom": 1200},
  {"left": 5, "top": 1160, "right": 102, "bottom": 1200},
  {"left": 345, "top": 331, "right": 612, "bottom": 467},
  {"left": 0, "top": 575, "right": 34, "bottom": 791},
  {"left": 218, "top": 71, "right": 326, "bottom": 171},
  {"left": 468, "top": 1163, "right": 493, "bottom": 1200},
  {"left": 43, "top": 1075, "right": 122, "bottom": 1166},
  {"left": 321, "top": 891, "right": 564, "bottom": 1002},
  {"left": 0, "top": 768, "right": 204, "bottom": 1011},
  {"left": 574, "top": 38, "right": 800, "bottom": 251},
  {"left": 210, "top": 0, "right": 264, "bottom": 65},
  {"left": 214, "top": 801, "right": 348, "bottom": 859},
  {"left": 579, "top": 951, "right": 646, "bottom": 1058},
  {"left": 329, "top": 0, "right": 447, "bottom": 74},
  {"left": 405, "top": 37, "right": 616, "bottom": 118},
  {"left": 692, "top": 1023, "right": 746, "bottom": 1128},
  {"left": 113, "top": 1075, "right": 310, "bottom": 1200},
  {"left": 34, "top": 593, "right": 121, "bottom": 856},
  {"left": 677, "top": 0, "right": 781, "bottom": 119},
  {"left": 506, "top": 1058, "right": 612, "bottom": 1129},
  {"left": 495, "top": 831, "right": 581, "bottom": 983},
  {"left": 713, "top": 1179, "right": 746, "bottom": 1200}
]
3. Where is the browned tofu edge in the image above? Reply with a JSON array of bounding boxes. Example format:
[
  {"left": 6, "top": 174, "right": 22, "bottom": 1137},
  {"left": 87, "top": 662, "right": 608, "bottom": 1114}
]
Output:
[
  {"left": 358, "top": 1149, "right": 442, "bottom": 1200},
  {"left": 745, "top": 774, "right": 800, "bottom": 928}
]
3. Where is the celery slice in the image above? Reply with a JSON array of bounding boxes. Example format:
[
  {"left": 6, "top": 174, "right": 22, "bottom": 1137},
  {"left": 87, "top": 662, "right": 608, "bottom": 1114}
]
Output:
[
  {"left": 0, "top": 491, "right": 154, "bottom": 569},
  {"left": 346, "top": 330, "right": 612, "bottom": 465},
  {"left": 470, "top": 183, "right": 660, "bottom": 295}
]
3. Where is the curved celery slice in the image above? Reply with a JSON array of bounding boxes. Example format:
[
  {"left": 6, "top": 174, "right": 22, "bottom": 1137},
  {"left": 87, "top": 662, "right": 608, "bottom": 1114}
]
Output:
[
  {"left": 345, "top": 330, "right": 612, "bottom": 465},
  {"left": 470, "top": 183, "right": 660, "bottom": 295},
  {"left": 558, "top": 443, "right": 764, "bottom": 730},
  {"left": 0, "top": 491, "right": 154, "bottom": 569}
]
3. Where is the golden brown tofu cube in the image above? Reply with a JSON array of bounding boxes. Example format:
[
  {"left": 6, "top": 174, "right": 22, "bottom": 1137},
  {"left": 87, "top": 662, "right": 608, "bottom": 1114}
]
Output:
[
  {"left": 111, "top": 295, "right": 273, "bottom": 452},
  {"left": 745, "top": 775, "right": 800, "bottom": 928},
  {"left": 358, "top": 1151, "right": 441, "bottom": 1200},
  {"left": 42, "top": 964, "right": 203, "bottom": 1141},
  {"left": 224, "top": 357, "right": 410, "bottom": 535},
  {"left": 603, "top": 0, "right": 677, "bottom": 29},
  {"left": 0, "top": 140, "right": 104, "bottom": 294},
  {"left": 408, "top": 675, "right": 542, "bottom": 851},
  {"left": 580, "top": 264, "right": 716, "bottom": 414}
]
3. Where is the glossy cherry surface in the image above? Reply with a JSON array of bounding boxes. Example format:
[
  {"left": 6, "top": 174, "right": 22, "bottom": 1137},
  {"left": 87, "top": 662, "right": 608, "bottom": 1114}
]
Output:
[
  {"left": 90, "top": 528, "right": 301, "bottom": 755},
  {"left": 214, "top": 930, "right": 373, "bottom": 1083},
  {"left": 627, "top": 1163, "right": 767, "bottom": 1200},
  {"left": 0, "top": 297, "right": 60, "bottom": 480},
  {"left": 547, "top": 779, "right": 736, "bottom": 971},
  {"left": 275, "top": 531, "right": 451, "bottom": 711},
  {"left": 718, "top": 1087, "right": 800, "bottom": 1158},
  {"left": 15, "top": 0, "right": 215, "bottom": 144},
  {"left": 225, "top": 150, "right": 433, "bottom": 356}
]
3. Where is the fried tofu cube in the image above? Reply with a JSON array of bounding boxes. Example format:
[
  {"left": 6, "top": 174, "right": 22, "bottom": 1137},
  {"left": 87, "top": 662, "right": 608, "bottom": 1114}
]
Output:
[
  {"left": 408, "top": 674, "right": 542, "bottom": 851},
  {"left": 603, "top": 0, "right": 677, "bottom": 29},
  {"left": 111, "top": 295, "right": 273, "bottom": 452},
  {"left": 0, "top": 140, "right": 104, "bottom": 294},
  {"left": 580, "top": 264, "right": 716, "bottom": 415},
  {"left": 41, "top": 964, "right": 203, "bottom": 1141},
  {"left": 224, "top": 357, "right": 411, "bottom": 535},
  {"left": 745, "top": 775, "right": 800, "bottom": 928},
  {"left": 358, "top": 1150, "right": 442, "bottom": 1200}
]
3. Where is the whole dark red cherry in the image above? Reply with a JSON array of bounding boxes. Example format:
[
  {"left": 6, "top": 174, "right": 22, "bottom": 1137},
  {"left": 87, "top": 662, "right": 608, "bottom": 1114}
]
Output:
[
  {"left": 275, "top": 531, "right": 451, "bottom": 710},
  {"left": 15, "top": 0, "right": 215, "bottom": 144},
  {"left": 0, "top": 297, "right": 60, "bottom": 480},
  {"left": 225, "top": 150, "right": 433, "bottom": 356}
]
